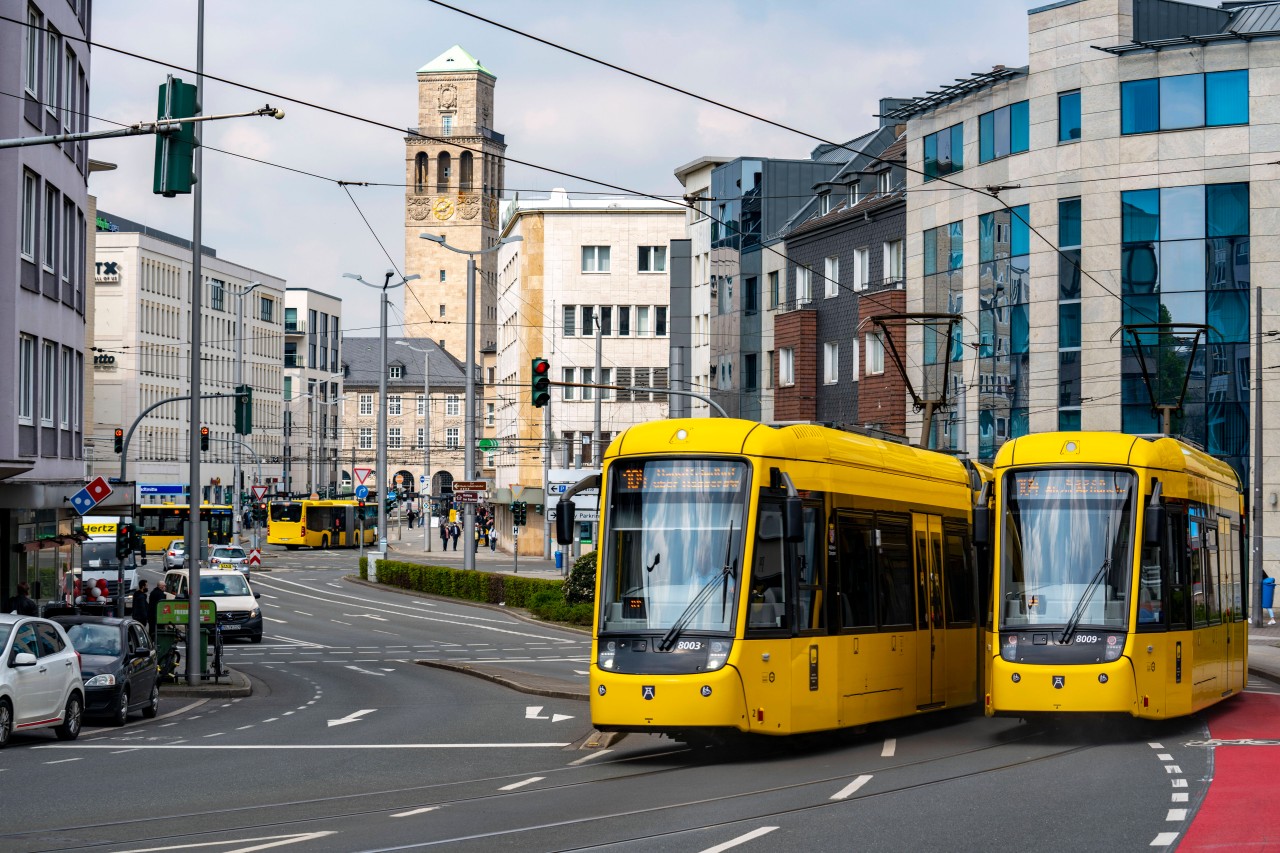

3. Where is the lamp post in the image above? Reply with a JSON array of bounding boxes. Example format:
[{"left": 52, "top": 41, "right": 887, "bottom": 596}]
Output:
[
  {"left": 230, "top": 279, "right": 262, "bottom": 541},
  {"left": 419, "top": 232, "right": 521, "bottom": 574},
  {"left": 396, "top": 339, "right": 432, "bottom": 553},
  {"left": 342, "top": 271, "right": 420, "bottom": 557}
]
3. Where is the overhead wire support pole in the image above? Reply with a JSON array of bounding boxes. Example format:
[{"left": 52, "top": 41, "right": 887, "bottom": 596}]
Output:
[
  {"left": 552, "top": 381, "right": 728, "bottom": 418},
  {"left": 0, "top": 105, "right": 285, "bottom": 150}
]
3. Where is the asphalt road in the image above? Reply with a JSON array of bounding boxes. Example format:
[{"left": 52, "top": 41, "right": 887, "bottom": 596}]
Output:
[{"left": 0, "top": 545, "right": 1260, "bottom": 852}]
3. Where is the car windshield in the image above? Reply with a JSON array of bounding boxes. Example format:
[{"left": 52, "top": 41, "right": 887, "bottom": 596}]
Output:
[
  {"left": 0, "top": 625, "right": 11, "bottom": 649},
  {"left": 214, "top": 548, "right": 246, "bottom": 559},
  {"left": 65, "top": 623, "right": 122, "bottom": 656},
  {"left": 82, "top": 542, "right": 120, "bottom": 566},
  {"left": 1000, "top": 469, "right": 1134, "bottom": 630},
  {"left": 199, "top": 576, "right": 251, "bottom": 597},
  {"left": 598, "top": 458, "right": 749, "bottom": 634},
  {"left": 170, "top": 541, "right": 185, "bottom": 552}
]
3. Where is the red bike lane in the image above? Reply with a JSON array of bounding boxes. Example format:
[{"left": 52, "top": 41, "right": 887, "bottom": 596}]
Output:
[{"left": 1179, "top": 691, "right": 1280, "bottom": 851}]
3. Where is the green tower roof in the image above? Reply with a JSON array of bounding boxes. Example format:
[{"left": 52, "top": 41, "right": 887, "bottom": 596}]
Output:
[{"left": 418, "top": 45, "right": 495, "bottom": 78}]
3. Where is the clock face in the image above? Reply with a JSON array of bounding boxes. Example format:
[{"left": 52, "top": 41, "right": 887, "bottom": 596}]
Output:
[{"left": 434, "top": 198, "right": 455, "bottom": 220}]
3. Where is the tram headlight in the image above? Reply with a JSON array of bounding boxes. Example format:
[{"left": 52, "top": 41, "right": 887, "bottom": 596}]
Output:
[
  {"left": 598, "top": 640, "right": 617, "bottom": 670},
  {"left": 1102, "top": 635, "right": 1124, "bottom": 662},
  {"left": 705, "top": 640, "right": 732, "bottom": 671},
  {"left": 1000, "top": 634, "right": 1019, "bottom": 662}
]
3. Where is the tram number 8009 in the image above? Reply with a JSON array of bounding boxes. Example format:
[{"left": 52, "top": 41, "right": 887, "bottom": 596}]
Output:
[{"left": 1074, "top": 634, "right": 1101, "bottom": 644}]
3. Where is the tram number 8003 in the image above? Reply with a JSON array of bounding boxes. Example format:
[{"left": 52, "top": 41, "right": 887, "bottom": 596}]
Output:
[{"left": 675, "top": 640, "right": 703, "bottom": 651}]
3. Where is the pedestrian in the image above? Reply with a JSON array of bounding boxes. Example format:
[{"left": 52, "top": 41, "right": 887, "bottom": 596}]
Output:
[
  {"left": 439, "top": 519, "right": 450, "bottom": 549},
  {"left": 407, "top": 507, "right": 417, "bottom": 529},
  {"left": 131, "top": 580, "right": 150, "bottom": 629},
  {"left": 489, "top": 523, "right": 497, "bottom": 553},
  {"left": 449, "top": 522, "right": 460, "bottom": 551},
  {"left": 10, "top": 581, "right": 38, "bottom": 616},
  {"left": 148, "top": 581, "right": 167, "bottom": 638}
]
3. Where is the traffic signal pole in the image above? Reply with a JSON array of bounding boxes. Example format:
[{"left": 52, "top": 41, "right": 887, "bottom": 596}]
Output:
[{"left": 186, "top": 0, "right": 206, "bottom": 688}]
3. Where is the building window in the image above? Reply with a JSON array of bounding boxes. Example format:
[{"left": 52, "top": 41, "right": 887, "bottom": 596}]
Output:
[
  {"left": 638, "top": 246, "right": 667, "bottom": 272},
  {"left": 439, "top": 269, "right": 446, "bottom": 282},
  {"left": 23, "top": 7, "right": 38, "bottom": 96},
  {"left": 581, "top": 368, "right": 594, "bottom": 401},
  {"left": 358, "top": 394, "right": 373, "bottom": 416},
  {"left": 416, "top": 394, "right": 426, "bottom": 416},
  {"left": 855, "top": 249, "right": 871, "bottom": 292},
  {"left": 359, "top": 428, "right": 373, "bottom": 450},
  {"left": 618, "top": 306, "right": 631, "bottom": 336},
  {"left": 824, "top": 342, "right": 839, "bottom": 384},
  {"left": 1059, "top": 90, "right": 1081, "bottom": 142},
  {"left": 416, "top": 426, "right": 425, "bottom": 449},
  {"left": 259, "top": 296, "right": 273, "bottom": 322},
  {"left": 600, "top": 368, "right": 612, "bottom": 401},
  {"left": 744, "top": 277, "right": 758, "bottom": 314},
  {"left": 599, "top": 306, "right": 612, "bottom": 336},
  {"left": 884, "top": 240, "right": 904, "bottom": 284},
  {"left": 656, "top": 307, "right": 667, "bottom": 336},
  {"left": 563, "top": 305, "right": 575, "bottom": 337},
  {"left": 581, "top": 245, "right": 611, "bottom": 273},
  {"left": 779, "top": 347, "right": 795, "bottom": 387},
  {"left": 637, "top": 306, "right": 650, "bottom": 336},
  {"left": 1121, "top": 70, "right": 1248, "bottom": 135},
  {"left": 486, "top": 402, "right": 494, "bottom": 426},
  {"left": 850, "top": 338, "right": 860, "bottom": 382},
  {"left": 445, "top": 395, "right": 459, "bottom": 416},
  {"left": 62, "top": 48, "right": 74, "bottom": 133},
  {"left": 21, "top": 171, "right": 37, "bottom": 260},
  {"left": 978, "top": 100, "right": 1030, "bottom": 163},
  {"left": 41, "top": 341, "right": 55, "bottom": 426},
  {"left": 877, "top": 170, "right": 892, "bottom": 195},
  {"left": 441, "top": 113, "right": 453, "bottom": 136},
  {"left": 768, "top": 271, "right": 779, "bottom": 308},
  {"left": 797, "top": 266, "right": 812, "bottom": 303},
  {"left": 867, "top": 332, "right": 885, "bottom": 376},
  {"left": 209, "top": 279, "right": 225, "bottom": 311},
  {"left": 439, "top": 304, "right": 445, "bottom": 317},
  {"left": 819, "top": 193, "right": 831, "bottom": 215},
  {"left": 60, "top": 348, "right": 72, "bottom": 428},
  {"left": 744, "top": 353, "right": 758, "bottom": 392},
  {"left": 824, "top": 256, "right": 840, "bottom": 298},
  {"left": 445, "top": 427, "right": 460, "bottom": 449},
  {"left": 562, "top": 367, "right": 575, "bottom": 400},
  {"left": 18, "top": 335, "right": 35, "bottom": 424},
  {"left": 45, "top": 28, "right": 58, "bottom": 116},
  {"left": 389, "top": 365, "right": 402, "bottom": 380},
  {"left": 581, "top": 305, "right": 594, "bottom": 337},
  {"left": 283, "top": 377, "right": 292, "bottom": 400},
  {"left": 43, "top": 184, "right": 57, "bottom": 271},
  {"left": 388, "top": 395, "right": 402, "bottom": 416},
  {"left": 388, "top": 427, "right": 401, "bottom": 450},
  {"left": 436, "top": 152, "right": 451, "bottom": 192},
  {"left": 923, "top": 122, "right": 963, "bottom": 181}
]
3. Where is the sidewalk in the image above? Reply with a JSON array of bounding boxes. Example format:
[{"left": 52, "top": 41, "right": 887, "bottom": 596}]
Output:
[
  {"left": 1248, "top": 618, "right": 1280, "bottom": 684},
  {"left": 383, "top": 534, "right": 580, "bottom": 580}
]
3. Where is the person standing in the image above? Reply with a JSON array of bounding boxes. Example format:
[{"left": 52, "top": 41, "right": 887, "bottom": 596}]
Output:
[
  {"left": 148, "top": 581, "right": 167, "bottom": 638},
  {"left": 439, "top": 519, "right": 450, "bottom": 550},
  {"left": 449, "top": 522, "right": 460, "bottom": 551},
  {"left": 131, "top": 580, "right": 150, "bottom": 630},
  {"left": 11, "top": 582, "right": 38, "bottom": 616},
  {"left": 489, "top": 522, "right": 497, "bottom": 553}
]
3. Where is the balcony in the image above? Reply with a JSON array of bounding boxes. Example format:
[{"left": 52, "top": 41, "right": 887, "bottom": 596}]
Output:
[
  {"left": 284, "top": 320, "right": 307, "bottom": 336},
  {"left": 407, "top": 125, "right": 505, "bottom": 145}
]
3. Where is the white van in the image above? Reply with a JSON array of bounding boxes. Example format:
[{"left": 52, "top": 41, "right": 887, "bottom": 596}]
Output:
[{"left": 162, "top": 569, "right": 263, "bottom": 643}]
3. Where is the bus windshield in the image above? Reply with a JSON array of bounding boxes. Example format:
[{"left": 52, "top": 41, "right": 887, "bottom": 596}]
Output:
[
  {"left": 1000, "top": 469, "right": 1134, "bottom": 630},
  {"left": 599, "top": 459, "right": 749, "bottom": 634},
  {"left": 271, "top": 503, "right": 302, "bottom": 523}
]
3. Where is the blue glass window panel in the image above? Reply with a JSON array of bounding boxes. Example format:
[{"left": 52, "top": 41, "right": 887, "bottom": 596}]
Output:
[
  {"left": 1011, "top": 100, "right": 1029, "bottom": 153},
  {"left": 979, "top": 111, "right": 995, "bottom": 163},
  {"left": 923, "top": 312, "right": 939, "bottom": 365},
  {"left": 979, "top": 213, "right": 995, "bottom": 263},
  {"left": 950, "top": 327, "right": 964, "bottom": 363},
  {"left": 923, "top": 132, "right": 938, "bottom": 181},
  {"left": 936, "top": 128, "right": 953, "bottom": 174},
  {"left": 1161, "top": 292, "right": 1206, "bottom": 326},
  {"left": 1158, "top": 240, "right": 1205, "bottom": 293},
  {"left": 1122, "top": 189, "right": 1160, "bottom": 243},
  {"left": 1122, "top": 244, "right": 1159, "bottom": 295},
  {"left": 1121, "top": 78, "right": 1159, "bottom": 134},
  {"left": 979, "top": 410, "right": 995, "bottom": 459},
  {"left": 1059, "top": 351, "right": 1081, "bottom": 405},
  {"left": 950, "top": 124, "right": 964, "bottom": 171},
  {"left": 1059, "top": 249, "right": 1082, "bottom": 299},
  {"left": 1208, "top": 403, "right": 1249, "bottom": 457},
  {"left": 1059, "top": 91, "right": 1081, "bottom": 142},
  {"left": 1207, "top": 237, "right": 1249, "bottom": 290},
  {"left": 948, "top": 221, "right": 964, "bottom": 270},
  {"left": 1059, "top": 198, "right": 1082, "bottom": 248},
  {"left": 1010, "top": 304, "right": 1030, "bottom": 354},
  {"left": 1206, "top": 70, "right": 1248, "bottom": 126},
  {"left": 1207, "top": 183, "right": 1249, "bottom": 238},
  {"left": 1010, "top": 205, "right": 1030, "bottom": 257},
  {"left": 1208, "top": 291, "right": 1249, "bottom": 343},
  {"left": 979, "top": 311, "right": 994, "bottom": 358},
  {"left": 1160, "top": 185, "right": 1205, "bottom": 240},
  {"left": 923, "top": 227, "right": 937, "bottom": 276},
  {"left": 1177, "top": 403, "right": 1207, "bottom": 445},
  {"left": 993, "top": 106, "right": 1010, "bottom": 160},
  {"left": 1160, "top": 74, "right": 1205, "bottom": 130},
  {"left": 1123, "top": 294, "right": 1161, "bottom": 328},
  {"left": 1059, "top": 410, "right": 1082, "bottom": 430},
  {"left": 1059, "top": 303, "right": 1082, "bottom": 349},
  {"left": 1011, "top": 409, "right": 1030, "bottom": 439},
  {"left": 1123, "top": 404, "right": 1160, "bottom": 435}
]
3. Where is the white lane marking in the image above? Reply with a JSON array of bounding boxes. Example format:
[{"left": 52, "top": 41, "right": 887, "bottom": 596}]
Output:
[
  {"left": 830, "top": 775, "right": 873, "bottom": 801},
  {"left": 568, "top": 750, "right": 612, "bottom": 766},
  {"left": 526, "top": 706, "right": 548, "bottom": 720},
  {"left": 283, "top": 712, "right": 294, "bottom": 716},
  {"left": 499, "top": 776, "right": 545, "bottom": 791},
  {"left": 1151, "top": 833, "right": 1179, "bottom": 847},
  {"left": 1167, "top": 809, "right": 1187, "bottom": 821},
  {"left": 1172, "top": 779, "right": 1188, "bottom": 788},
  {"left": 343, "top": 613, "right": 389, "bottom": 622},
  {"left": 1157, "top": 753, "right": 1174, "bottom": 761},
  {"left": 1172, "top": 792, "right": 1188, "bottom": 803},
  {"left": 271, "top": 634, "right": 326, "bottom": 649},
  {"left": 327, "top": 582, "right": 341, "bottom": 588},
  {"left": 373, "top": 629, "right": 398, "bottom": 637},
  {"left": 112, "top": 749, "right": 140, "bottom": 754},
  {"left": 1164, "top": 765, "right": 1182, "bottom": 774},
  {"left": 264, "top": 617, "right": 287, "bottom": 624},
  {"left": 203, "top": 733, "right": 225, "bottom": 738},
  {"left": 881, "top": 738, "right": 896, "bottom": 758},
  {"left": 294, "top": 611, "right": 312, "bottom": 616},
  {"left": 346, "top": 665, "right": 386, "bottom": 677},
  {"left": 45, "top": 757, "right": 83, "bottom": 764},
  {"left": 574, "top": 669, "right": 590, "bottom": 676},
  {"left": 237, "top": 726, "right": 254, "bottom": 731},
  {"left": 328, "top": 709, "right": 377, "bottom": 727},
  {"left": 112, "top": 830, "right": 336, "bottom": 852},
  {"left": 1149, "top": 742, "right": 1164, "bottom": 749},
  {"left": 331, "top": 620, "right": 351, "bottom": 626},
  {"left": 38, "top": 742, "right": 571, "bottom": 750},
  {"left": 263, "top": 603, "right": 281, "bottom": 608},
  {"left": 262, "top": 718, "right": 278, "bottom": 723},
  {"left": 391, "top": 806, "right": 439, "bottom": 818},
  {"left": 699, "top": 827, "right": 779, "bottom": 853}
]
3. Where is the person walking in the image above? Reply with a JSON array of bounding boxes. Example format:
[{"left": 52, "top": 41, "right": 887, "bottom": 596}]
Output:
[
  {"left": 131, "top": 580, "right": 150, "bottom": 629},
  {"left": 488, "top": 522, "right": 497, "bottom": 553},
  {"left": 449, "top": 522, "right": 460, "bottom": 551},
  {"left": 407, "top": 506, "right": 418, "bottom": 530},
  {"left": 439, "top": 519, "right": 450, "bottom": 550},
  {"left": 148, "top": 581, "right": 167, "bottom": 638},
  {"left": 11, "top": 581, "right": 38, "bottom": 616}
]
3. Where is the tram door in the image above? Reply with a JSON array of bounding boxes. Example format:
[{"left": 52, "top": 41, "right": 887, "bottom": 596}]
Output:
[{"left": 913, "top": 514, "right": 946, "bottom": 708}]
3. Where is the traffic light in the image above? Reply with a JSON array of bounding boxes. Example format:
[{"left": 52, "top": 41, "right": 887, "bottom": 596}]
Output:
[
  {"left": 153, "top": 75, "right": 199, "bottom": 197},
  {"left": 116, "top": 523, "right": 133, "bottom": 560},
  {"left": 234, "top": 384, "right": 253, "bottom": 435},
  {"left": 513, "top": 500, "right": 527, "bottom": 526},
  {"left": 200, "top": 425, "right": 210, "bottom": 451},
  {"left": 531, "top": 358, "right": 551, "bottom": 408},
  {"left": 113, "top": 428, "right": 123, "bottom": 454}
]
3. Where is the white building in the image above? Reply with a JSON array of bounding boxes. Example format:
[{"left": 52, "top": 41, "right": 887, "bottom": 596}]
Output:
[
  {"left": 283, "top": 288, "right": 343, "bottom": 496},
  {"left": 92, "top": 211, "right": 284, "bottom": 502}
]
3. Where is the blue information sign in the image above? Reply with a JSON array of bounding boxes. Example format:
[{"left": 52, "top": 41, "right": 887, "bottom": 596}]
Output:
[{"left": 355, "top": 485, "right": 369, "bottom": 499}]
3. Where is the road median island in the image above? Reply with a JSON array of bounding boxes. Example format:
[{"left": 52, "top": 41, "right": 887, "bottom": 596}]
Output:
[
  {"left": 415, "top": 659, "right": 588, "bottom": 701},
  {"left": 158, "top": 666, "right": 252, "bottom": 698}
]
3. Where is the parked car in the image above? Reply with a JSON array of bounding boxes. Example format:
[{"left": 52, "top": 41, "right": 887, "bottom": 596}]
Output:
[
  {"left": 210, "top": 546, "right": 249, "bottom": 575},
  {"left": 163, "top": 540, "right": 187, "bottom": 570},
  {"left": 164, "top": 569, "right": 263, "bottom": 643},
  {"left": 52, "top": 616, "right": 158, "bottom": 726},
  {"left": 0, "top": 614, "right": 84, "bottom": 747}
]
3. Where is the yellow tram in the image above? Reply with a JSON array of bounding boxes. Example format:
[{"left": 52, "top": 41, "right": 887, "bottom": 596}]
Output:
[
  {"left": 986, "top": 432, "right": 1247, "bottom": 719},
  {"left": 556, "top": 418, "right": 989, "bottom": 738}
]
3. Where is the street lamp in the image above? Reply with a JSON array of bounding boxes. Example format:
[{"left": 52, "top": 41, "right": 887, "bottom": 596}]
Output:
[
  {"left": 396, "top": 339, "right": 432, "bottom": 553},
  {"left": 342, "top": 270, "right": 420, "bottom": 557},
  {"left": 419, "top": 232, "right": 521, "bottom": 574}
]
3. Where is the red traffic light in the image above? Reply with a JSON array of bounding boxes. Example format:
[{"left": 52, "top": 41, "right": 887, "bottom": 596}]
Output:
[{"left": 533, "top": 359, "right": 549, "bottom": 376}]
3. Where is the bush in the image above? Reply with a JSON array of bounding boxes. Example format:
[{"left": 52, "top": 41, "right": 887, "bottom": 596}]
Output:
[
  {"left": 359, "top": 556, "right": 368, "bottom": 580},
  {"left": 563, "top": 551, "right": 597, "bottom": 605},
  {"left": 372, "top": 559, "right": 564, "bottom": 609}
]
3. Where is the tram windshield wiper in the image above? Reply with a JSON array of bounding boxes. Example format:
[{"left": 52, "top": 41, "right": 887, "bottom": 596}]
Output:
[
  {"left": 658, "top": 522, "right": 736, "bottom": 652},
  {"left": 1060, "top": 559, "right": 1108, "bottom": 645}
]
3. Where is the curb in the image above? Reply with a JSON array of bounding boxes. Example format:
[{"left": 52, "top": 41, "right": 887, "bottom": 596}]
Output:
[
  {"left": 416, "top": 659, "right": 588, "bottom": 701},
  {"left": 158, "top": 667, "right": 253, "bottom": 698},
  {"left": 342, "top": 575, "right": 591, "bottom": 635}
]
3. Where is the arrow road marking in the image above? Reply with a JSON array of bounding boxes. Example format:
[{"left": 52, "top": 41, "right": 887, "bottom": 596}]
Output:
[
  {"left": 114, "top": 831, "right": 337, "bottom": 853},
  {"left": 526, "top": 706, "right": 574, "bottom": 723},
  {"left": 327, "top": 709, "right": 377, "bottom": 728},
  {"left": 344, "top": 613, "right": 389, "bottom": 621},
  {"left": 551, "top": 714, "right": 574, "bottom": 723}
]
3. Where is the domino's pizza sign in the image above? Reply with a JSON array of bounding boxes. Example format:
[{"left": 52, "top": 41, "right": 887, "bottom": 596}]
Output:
[{"left": 70, "top": 476, "right": 113, "bottom": 516}]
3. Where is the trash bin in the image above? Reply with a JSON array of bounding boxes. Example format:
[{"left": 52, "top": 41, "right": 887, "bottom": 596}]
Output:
[
  {"left": 1263, "top": 576, "right": 1276, "bottom": 610},
  {"left": 554, "top": 551, "right": 564, "bottom": 570}
]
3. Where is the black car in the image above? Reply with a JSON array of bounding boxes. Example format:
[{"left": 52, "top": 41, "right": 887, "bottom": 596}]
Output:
[{"left": 52, "top": 616, "right": 158, "bottom": 726}]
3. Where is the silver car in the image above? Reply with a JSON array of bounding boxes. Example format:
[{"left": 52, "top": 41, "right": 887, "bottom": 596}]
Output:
[
  {"left": 210, "top": 546, "right": 249, "bottom": 575},
  {"left": 163, "top": 540, "right": 187, "bottom": 569}
]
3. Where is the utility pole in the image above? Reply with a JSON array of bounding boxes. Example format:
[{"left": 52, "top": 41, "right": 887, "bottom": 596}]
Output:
[
  {"left": 395, "top": 340, "right": 432, "bottom": 553},
  {"left": 594, "top": 312, "right": 603, "bottom": 465},
  {"left": 232, "top": 280, "right": 262, "bottom": 544},
  {"left": 1254, "top": 286, "right": 1264, "bottom": 625},
  {"left": 185, "top": 0, "right": 206, "bottom": 687}
]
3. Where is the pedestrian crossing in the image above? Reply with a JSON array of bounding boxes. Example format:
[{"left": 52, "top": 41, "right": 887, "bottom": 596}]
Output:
[{"left": 1246, "top": 676, "right": 1280, "bottom": 695}]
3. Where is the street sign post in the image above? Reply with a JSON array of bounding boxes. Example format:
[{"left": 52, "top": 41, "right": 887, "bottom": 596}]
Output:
[{"left": 353, "top": 467, "right": 374, "bottom": 486}]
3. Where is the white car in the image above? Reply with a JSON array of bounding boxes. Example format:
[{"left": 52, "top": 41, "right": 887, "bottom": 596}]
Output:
[
  {"left": 163, "top": 540, "right": 188, "bottom": 570},
  {"left": 0, "top": 614, "right": 85, "bottom": 747},
  {"left": 210, "top": 546, "right": 250, "bottom": 575}
]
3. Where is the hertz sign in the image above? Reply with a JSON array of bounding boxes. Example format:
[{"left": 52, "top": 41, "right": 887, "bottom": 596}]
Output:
[{"left": 82, "top": 522, "right": 118, "bottom": 536}]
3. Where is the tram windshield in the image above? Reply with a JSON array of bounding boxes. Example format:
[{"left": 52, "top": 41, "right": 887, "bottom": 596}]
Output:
[
  {"left": 599, "top": 459, "right": 749, "bottom": 634},
  {"left": 1000, "top": 469, "right": 1133, "bottom": 630}
]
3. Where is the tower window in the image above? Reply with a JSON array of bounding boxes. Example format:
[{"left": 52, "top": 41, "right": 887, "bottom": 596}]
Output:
[
  {"left": 436, "top": 152, "right": 451, "bottom": 193},
  {"left": 415, "top": 152, "right": 427, "bottom": 194},
  {"left": 459, "top": 151, "right": 473, "bottom": 190}
]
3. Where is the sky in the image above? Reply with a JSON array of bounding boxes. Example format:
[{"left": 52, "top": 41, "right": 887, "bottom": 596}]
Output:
[{"left": 87, "top": 0, "right": 1037, "bottom": 338}]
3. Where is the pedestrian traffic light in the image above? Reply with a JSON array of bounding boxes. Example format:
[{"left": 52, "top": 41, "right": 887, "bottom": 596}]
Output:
[
  {"left": 113, "top": 428, "right": 124, "bottom": 454},
  {"left": 200, "top": 425, "right": 210, "bottom": 451},
  {"left": 153, "top": 75, "right": 199, "bottom": 197},
  {"left": 234, "top": 384, "right": 253, "bottom": 435},
  {"left": 531, "top": 358, "right": 551, "bottom": 408},
  {"left": 116, "top": 523, "right": 134, "bottom": 560}
]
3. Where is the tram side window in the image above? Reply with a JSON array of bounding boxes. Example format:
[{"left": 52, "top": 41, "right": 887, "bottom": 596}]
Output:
[
  {"left": 1220, "top": 519, "right": 1242, "bottom": 622},
  {"left": 1164, "top": 508, "right": 1189, "bottom": 630},
  {"left": 1138, "top": 515, "right": 1164, "bottom": 630},
  {"left": 1230, "top": 521, "right": 1244, "bottom": 620},
  {"left": 1204, "top": 524, "right": 1222, "bottom": 625},
  {"left": 795, "top": 506, "right": 825, "bottom": 633},
  {"left": 879, "top": 516, "right": 914, "bottom": 627},
  {"left": 835, "top": 513, "right": 876, "bottom": 630},
  {"left": 943, "top": 523, "right": 975, "bottom": 626},
  {"left": 748, "top": 504, "right": 788, "bottom": 631}
]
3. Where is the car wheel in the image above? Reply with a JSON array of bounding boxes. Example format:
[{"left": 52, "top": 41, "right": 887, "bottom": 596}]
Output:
[
  {"left": 0, "top": 699, "right": 12, "bottom": 749},
  {"left": 54, "top": 693, "right": 83, "bottom": 741},
  {"left": 250, "top": 632, "right": 263, "bottom": 644},
  {"left": 142, "top": 682, "right": 159, "bottom": 719},
  {"left": 112, "top": 688, "right": 130, "bottom": 727}
]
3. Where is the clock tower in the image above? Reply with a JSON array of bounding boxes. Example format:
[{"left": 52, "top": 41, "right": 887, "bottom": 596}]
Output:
[{"left": 403, "top": 45, "right": 506, "bottom": 359}]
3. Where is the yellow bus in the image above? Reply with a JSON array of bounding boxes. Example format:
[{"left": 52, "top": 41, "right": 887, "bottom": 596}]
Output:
[
  {"left": 986, "top": 432, "right": 1246, "bottom": 719},
  {"left": 555, "top": 418, "right": 990, "bottom": 740},
  {"left": 267, "top": 500, "right": 376, "bottom": 549},
  {"left": 137, "top": 504, "right": 234, "bottom": 554}
]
